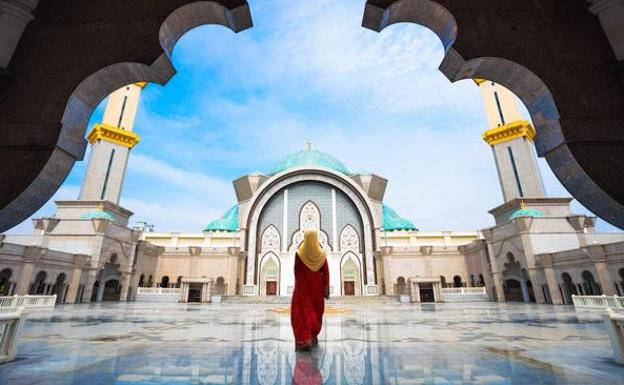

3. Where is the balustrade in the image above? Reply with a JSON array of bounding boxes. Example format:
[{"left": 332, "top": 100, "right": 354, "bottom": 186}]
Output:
[
  {"left": 0, "top": 295, "right": 57, "bottom": 309},
  {"left": 572, "top": 295, "right": 624, "bottom": 310},
  {"left": 0, "top": 307, "right": 25, "bottom": 363}
]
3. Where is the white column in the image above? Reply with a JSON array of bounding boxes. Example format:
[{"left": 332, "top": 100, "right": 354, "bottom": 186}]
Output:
[
  {"left": 331, "top": 189, "right": 338, "bottom": 249},
  {"left": 282, "top": 189, "right": 288, "bottom": 253},
  {"left": 0, "top": 0, "right": 39, "bottom": 68},
  {"left": 589, "top": 0, "right": 624, "bottom": 61}
]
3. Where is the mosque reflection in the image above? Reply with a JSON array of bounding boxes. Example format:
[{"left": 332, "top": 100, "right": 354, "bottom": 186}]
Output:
[{"left": 109, "top": 312, "right": 559, "bottom": 385}]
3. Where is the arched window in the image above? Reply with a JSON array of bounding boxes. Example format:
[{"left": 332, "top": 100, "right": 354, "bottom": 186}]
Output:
[
  {"left": 396, "top": 276, "right": 406, "bottom": 295},
  {"left": 31, "top": 271, "right": 47, "bottom": 294},
  {"left": 52, "top": 273, "right": 66, "bottom": 296},
  {"left": 561, "top": 272, "right": 577, "bottom": 304},
  {"left": 215, "top": 277, "right": 226, "bottom": 295},
  {"left": 582, "top": 271, "right": 601, "bottom": 295},
  {"left": 160, "top": 276, "right": 170, "bottom": 288},
  {"left": 138, "top": 274, "right": 145, "bottom": 287},
  {"left": 0, "top": 268, "right": 12, "bottom": 296},
  {"left": 453, "top": 275, "right": 463, "bottom": 288}
]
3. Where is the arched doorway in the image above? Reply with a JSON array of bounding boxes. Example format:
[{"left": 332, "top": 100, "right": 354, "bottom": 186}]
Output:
[
  {"left": 479, "top": 274, "right": 485, "bottom": 287},
  {"left": 102, "top": 279, "right": 121, "bottom": 301},
  {"left": 562, "top": 272, "right": 577, "bottom": 304},
  {"left": 160, "top": 276, "right": 170, "bottom": 288},
  {"left": 582, "top": 271, "right": 601, "bottom": 295},
  {"left": 31, "top": 271, "right": 47, "bottom": 294},
  {"left": 395, "top": 276, "right": 406, "bottom": 295},
  {"left": 505, "top": 279, "right": 524, "bottom": 302},
  {"left": 176, "top": 276, "right": 182, "bottom": 288},
  {"left": 260, "top": 254, "right": 279, "bottom": 296},
  {"left": 52, "top": 273, "right": 67, "bottom": 303},
  {"left": 0, "top": 268, "right": 12, "bottom": 296},
  {"left": 138, "top": 274, "right": 145, "bottom": 287},
  {"left": 502, "top": 253, "right": 532, "bottom": 303},
  {"left": 453, "top": 275, "right": 463, "bottom": 288},
  {"left": 215, "top": 277, "right": 226, "bottom": 295},
  {"left": 341, "top": 254, "right": 361, "bottom": 296}
]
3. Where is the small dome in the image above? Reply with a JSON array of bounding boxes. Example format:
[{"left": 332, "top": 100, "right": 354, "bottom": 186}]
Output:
[
  {"left": 270, "top": 148, "right": 349, "bottom": 175},
  {"left": 509, "top": 207, "right": 545, "bottom": 220},
  {"left": 204, "top": 205, "right": 239, "bottom": 232},
  {"left": 80, "top": 210, "right": 115, "bottom": 221},
  {"left": 382, "top": 205, "right": 418, "bottom": 231}
]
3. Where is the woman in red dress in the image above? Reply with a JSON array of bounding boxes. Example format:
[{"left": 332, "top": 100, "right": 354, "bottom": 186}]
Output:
[{"left": 291, "top": 230, "right": 330, "bottom": 351}]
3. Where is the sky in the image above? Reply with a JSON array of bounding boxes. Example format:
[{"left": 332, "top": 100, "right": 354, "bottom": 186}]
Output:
[{"left": 8, "top": 0, "right": 620, "bottom": 234}]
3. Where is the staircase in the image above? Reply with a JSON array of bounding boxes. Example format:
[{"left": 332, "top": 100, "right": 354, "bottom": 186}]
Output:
[{"left": 220, "top": 295, "right": 400, "bottom": 305}]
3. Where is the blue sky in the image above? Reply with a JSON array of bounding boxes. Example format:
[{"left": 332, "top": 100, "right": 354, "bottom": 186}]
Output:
[{"left": 9, "top": 0, "right": 620, "bottom": 233}]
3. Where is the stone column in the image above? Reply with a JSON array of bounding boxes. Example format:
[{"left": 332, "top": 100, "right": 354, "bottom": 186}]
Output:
[
  {"left": 543, "top": 268, "right": 563, "bottom": 305},
  {"left": 589, "top": 0, "right": 624, "bottom": 61},
  {"left": 587, "top": 245, "right": 617, "bottom": 295},
  {"left": 80, "top": 270, "right": 98, "bottom": 303},
  {"left": 0, "top": 0, "right": 39, "bottom": 69},
  {"left": 14, "top": 246, "right": 43, "bottom": 295},
  {"left": 409, "top": 280, "right": 420, "bottom": 303},
  {"left": 492, "top": 272, "right": 505, "bottom": 302},
  {"left": 118, "top": 273, "right": 132, "bottom": 302},
  {"left": 528, "top": 269, "right": 546, "bottom": 304},
  {"left": 65, "top": 254, "right": 89, "bottom": 304}
]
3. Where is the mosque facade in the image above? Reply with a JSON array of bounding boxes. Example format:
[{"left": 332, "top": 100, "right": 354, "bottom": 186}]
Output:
[{"left": 1, "top": 81, "right": 624, "bottom": 305}]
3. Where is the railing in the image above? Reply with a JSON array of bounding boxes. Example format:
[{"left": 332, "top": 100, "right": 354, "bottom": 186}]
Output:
[
  {"left": 0, "top": 307, "right": 25, "bottom": 363},
  {"left": 441, "top": 287, "right": 487, "bottom": 295},
  {"left": 572, "top": 295, "right": 624, "bottom": 310},
  {"left": 603, "top": 309, "right": 624, "bottom": 364},
  {"left": 137, "top": 287, "right": 181, "bottom": 294},
  {"left": 0, "top": 295, "right": 57, "bottom": 309}
]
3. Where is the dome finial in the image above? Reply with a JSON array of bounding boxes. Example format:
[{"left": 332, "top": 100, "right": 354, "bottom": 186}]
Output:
[{"left": 305, "top": 140, "right": 313, "bottom": 151}]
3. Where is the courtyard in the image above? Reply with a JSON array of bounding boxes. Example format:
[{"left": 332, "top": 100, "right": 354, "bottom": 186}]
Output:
[{"left": 0, "top": 302, "right": 622, "bottom": 385}]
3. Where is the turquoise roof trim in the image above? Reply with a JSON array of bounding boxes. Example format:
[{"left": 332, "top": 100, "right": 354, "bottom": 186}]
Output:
[
  {"left": 270, "top": 149, "right": 349, "bottom": 175},
  {"left": 80, "top": 210, "right": 115, "bottom": 221},
  {"left": 204, "top": 205, "right": 239, "bottom": 232},
  {"left": 382, "top": 205, "right": 418, "bottom": 231},
  {"left": 509, "top": 207, "right": 545, "bottom": 220}
]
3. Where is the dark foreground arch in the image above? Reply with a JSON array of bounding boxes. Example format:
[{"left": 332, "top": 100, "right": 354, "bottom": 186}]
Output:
[
  {"left": 364, "top": 0, "right": 624, "bottom": 229},
  {"left": 0, "top": 1, "right": 252, "bottom": 232}
]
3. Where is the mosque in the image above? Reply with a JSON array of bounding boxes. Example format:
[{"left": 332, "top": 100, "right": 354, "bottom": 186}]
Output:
[{"left": 1, "top": 81, "right": 623, "bottom": 305}]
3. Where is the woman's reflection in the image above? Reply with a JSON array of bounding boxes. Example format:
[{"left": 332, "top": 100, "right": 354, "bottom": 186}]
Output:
[{"left": 292, "top": 350, "right": 322, "bottom": 385}]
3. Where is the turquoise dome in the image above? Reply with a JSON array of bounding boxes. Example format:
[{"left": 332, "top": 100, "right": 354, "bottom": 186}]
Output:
[
  {"left": 80, "top": 210, "right": 114, "bottom": 221},
  {"left": 204, "top": 205, "right": 239, "bottom": 232},
  {"left": 510, "top": 207, "right": 545, "bottom": 219},
  {"left": 270, "top": 148, "right": 349, "bottom": 175},
  {"left": 382, "top": 205, "right": 418, "bottom": 231}
]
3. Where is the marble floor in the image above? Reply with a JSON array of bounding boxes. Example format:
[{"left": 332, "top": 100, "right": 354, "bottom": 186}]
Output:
[{"left": 0, "top": 302, "right": 622, "bottom": 385}]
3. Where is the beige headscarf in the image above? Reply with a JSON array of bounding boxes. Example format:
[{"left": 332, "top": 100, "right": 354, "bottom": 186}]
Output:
[{"left": 297, "top": 230, "right": 326, "bottom": 272}]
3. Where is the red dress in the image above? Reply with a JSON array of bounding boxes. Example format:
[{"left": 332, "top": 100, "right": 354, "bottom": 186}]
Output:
[{"left": 291, "top": 253, "right": 329, "bottom": 349}]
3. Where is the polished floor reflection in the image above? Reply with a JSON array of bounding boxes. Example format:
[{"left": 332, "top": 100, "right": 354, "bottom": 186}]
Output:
[{"left": 0, "top": 302, "right": 622, "bottom": 384}]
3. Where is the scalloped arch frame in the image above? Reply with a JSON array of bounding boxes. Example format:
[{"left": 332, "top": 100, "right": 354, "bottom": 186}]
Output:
[{"left": 363, "top": 0, "right": 624, "bottom": 229}]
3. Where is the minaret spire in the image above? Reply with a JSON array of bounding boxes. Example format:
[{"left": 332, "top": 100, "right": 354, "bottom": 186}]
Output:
[
  {"left": 79, "top": 83, "right": 144, "bottom": 205},
  {"left": 475, "top": 79, "right": 546, "bottom": 202}
]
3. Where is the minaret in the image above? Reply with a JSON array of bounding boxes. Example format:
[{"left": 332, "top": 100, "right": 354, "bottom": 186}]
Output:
[
  {"left": 476, "top": 79, "right": 546, "bottom": 202},
  {"left": 79, "top": 83, "right": 144, "bottom": 204}
]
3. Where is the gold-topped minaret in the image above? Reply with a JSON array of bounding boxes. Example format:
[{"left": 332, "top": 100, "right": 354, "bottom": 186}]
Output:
[
  {"left": 79, "top": 83, "right": 144, "bottom": 204},
  {"left": 476, "top": 79, "right": 545, "bottom": 202}
]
